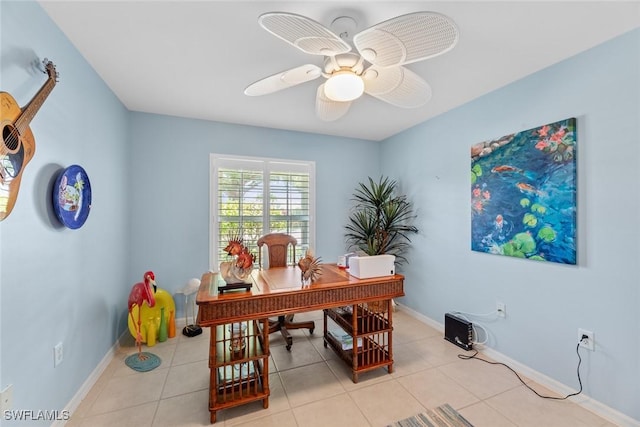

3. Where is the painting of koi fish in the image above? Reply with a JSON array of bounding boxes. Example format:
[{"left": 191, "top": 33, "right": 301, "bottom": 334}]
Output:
[
  {"left": 470, "top": 118, "right": 577, "bottom": 264},
  {"left": 515, "top": 182, "right": 547, "bottom": 197},
  {"left": 491, "top": 165, "right": 522, "bottom": 173}
]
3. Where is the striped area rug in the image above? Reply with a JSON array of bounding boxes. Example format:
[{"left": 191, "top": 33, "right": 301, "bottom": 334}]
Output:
[{"left": 387, "top": 404, "right": 474, "bottom": 427}]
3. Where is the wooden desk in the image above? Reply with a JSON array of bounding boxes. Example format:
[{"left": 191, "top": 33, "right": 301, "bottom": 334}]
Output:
[{"left": 196, "top": 264, "right": 404, "bottom": 423}]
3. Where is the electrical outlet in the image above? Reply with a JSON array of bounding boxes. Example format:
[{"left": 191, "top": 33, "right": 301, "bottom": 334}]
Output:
[
  {"left": 54, "top": 342, "right": 64, "bottom": 367},
  {"left": 0, "top": 384, "right": 13, "bottom": 411},
  {"left": 578, "top": 329, "right": 595, "bottom": 351},
  {"left": 496, "top": 301, "right": 506, "bottom": 317}
]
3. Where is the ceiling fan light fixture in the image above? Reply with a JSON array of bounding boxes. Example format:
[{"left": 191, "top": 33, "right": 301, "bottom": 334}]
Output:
[
  {"left": 250, "top": 11, "right": 459, "bottom": 119},
  {"left": 324, "top": 71, "right": 364, "bottom": 102}
]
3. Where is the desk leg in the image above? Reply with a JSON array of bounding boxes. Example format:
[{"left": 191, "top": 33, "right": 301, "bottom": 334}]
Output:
[
  {"left": 387, "top": 299, "right": 394, "bottom": 374},
  {"left": 351, "top": 304, "right": 359, "bottom": 383},
  {"left": 210, "top": 407, "right": 217, "bottom": 424},
  {"left": 261, "top": 318, "right": 270, "bottom": 409},
  {"left": 209, "top": 326, "right": 217, "bottom": 423}
]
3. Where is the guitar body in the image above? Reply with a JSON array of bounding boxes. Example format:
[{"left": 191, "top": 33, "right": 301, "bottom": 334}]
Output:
[
  {"left": 1, "top": 91, "right": 36, "bottom": 221},
  {"left": 0, "top": 59, "right": 57, "bottom": 221}
]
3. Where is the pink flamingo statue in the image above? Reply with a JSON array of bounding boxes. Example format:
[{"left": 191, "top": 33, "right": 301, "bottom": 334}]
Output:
[{"left": 128, "top": 271, "right": 157, "bottom": 360}]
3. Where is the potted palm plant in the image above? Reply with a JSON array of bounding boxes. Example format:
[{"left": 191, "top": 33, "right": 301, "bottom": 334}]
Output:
[
  {"left": 345, "top": 176, "right": 418, "bottom": 313},
  {"left": 345, "top": 176, "right": 419, "bottom": 265}
]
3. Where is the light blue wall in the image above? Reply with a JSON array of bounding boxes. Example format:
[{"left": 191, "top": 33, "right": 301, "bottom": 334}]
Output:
[
  {"left": 127, "top": 112, "right": 380, "bottom": 311},
  {"left": 1, "top": 2, "right": 380, "bottom": 418},
  {"left": 382, "top": 29, "right": 640, "bottom": 421},
  {"left": 1, "top": 1, "right": 131, "bottom": 424},
  {"left": 2, "top": 1, "right": 639, "bottom": 424}
]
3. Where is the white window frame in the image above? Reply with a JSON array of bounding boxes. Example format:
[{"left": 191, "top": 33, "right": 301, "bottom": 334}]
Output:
[{"left": 209, "top": 154, "right": 316, "bottom": 270}]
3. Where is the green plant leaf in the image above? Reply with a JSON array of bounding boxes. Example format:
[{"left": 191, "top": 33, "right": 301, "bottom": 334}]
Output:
[
  {"left": 503, "top": 242, "right": 524, "bottom": 258},
  {"left": 513, "top": 232, "right": 536, "bottom": 254},
  {"left": 523, "top": 213, "right": 537, "bottom": 227},
  {"left": 537, "top": 226, "right": 557, "bottom": 242},
  {"left": 531, "top": 203, "right": 546, "bottom": 214}
]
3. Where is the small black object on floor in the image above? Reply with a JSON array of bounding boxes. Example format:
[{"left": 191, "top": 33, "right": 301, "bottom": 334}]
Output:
[
  {"left": 444, "top": 313, "right": 473, "bottom": 351},
  {"left": 183, "top": 324, "right": 203, "bottom": 337}
]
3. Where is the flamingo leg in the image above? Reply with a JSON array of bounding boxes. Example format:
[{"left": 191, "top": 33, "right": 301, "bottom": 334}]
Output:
[
  {"left": 128, "top": 309, "right": 138, "bottom": 351},
  {"left": 129, "top": 305, "right": 147, "bottom": 360},
  {"left": 137, "top": 309, "right": 146, "bottom": 360}
]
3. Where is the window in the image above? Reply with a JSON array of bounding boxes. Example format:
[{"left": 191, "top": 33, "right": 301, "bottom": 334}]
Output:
[{"left": 210, "top": 154, "right": 315, "bottom": 268}]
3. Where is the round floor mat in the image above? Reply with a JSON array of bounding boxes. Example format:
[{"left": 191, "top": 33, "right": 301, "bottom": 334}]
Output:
[{"left": 125, "top": 352, "right": 161, "bottom": 372}]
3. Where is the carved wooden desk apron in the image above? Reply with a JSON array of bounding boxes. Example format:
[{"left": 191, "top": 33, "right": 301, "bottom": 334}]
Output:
[{"left": 196, "top": 263, "right": 404, "bottom": 423}]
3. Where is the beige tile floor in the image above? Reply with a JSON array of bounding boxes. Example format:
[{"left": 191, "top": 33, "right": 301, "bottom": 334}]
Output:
[{"left": 67, "top": 309, "right": 615, "bottom": 427}]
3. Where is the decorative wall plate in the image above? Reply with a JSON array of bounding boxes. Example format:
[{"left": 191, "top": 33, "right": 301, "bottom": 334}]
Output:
[{"left": 53, "top": 164, "right": 91, "bottom": 229}]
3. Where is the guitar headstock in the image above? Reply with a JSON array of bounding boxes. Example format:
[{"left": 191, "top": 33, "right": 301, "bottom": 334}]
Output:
[{"left": 43, "top": 58, "right": 59, "bottom": 82}]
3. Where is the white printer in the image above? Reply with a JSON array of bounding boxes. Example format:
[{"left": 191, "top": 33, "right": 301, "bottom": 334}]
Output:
[{"left": 347, "top": 254, "right": 396, "bottom": 278}]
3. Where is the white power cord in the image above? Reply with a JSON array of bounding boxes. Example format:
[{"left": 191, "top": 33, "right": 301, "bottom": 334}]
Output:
[{"left": 450, "top": 310, "right": 498, "bottom": 346}]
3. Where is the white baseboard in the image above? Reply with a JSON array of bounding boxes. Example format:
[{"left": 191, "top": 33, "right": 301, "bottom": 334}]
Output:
[
  {"left": 54, "top": 317, "right": 189, "bottom": 427},
  {"left": 396, "top": 303, "right": 640, "bottom": 427},
  {"left": 51, "top": 339, "right": 118, "bottom": 427}
]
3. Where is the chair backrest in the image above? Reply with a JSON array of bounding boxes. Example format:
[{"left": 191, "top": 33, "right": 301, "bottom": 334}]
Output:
[{"left": 257, "top": 233, "right": 297, "bottom": 268}]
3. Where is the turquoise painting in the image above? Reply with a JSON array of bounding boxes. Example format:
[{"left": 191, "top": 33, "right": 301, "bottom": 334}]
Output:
[{"left": 471, "top": 118, "right": 577, "bottom": 264}]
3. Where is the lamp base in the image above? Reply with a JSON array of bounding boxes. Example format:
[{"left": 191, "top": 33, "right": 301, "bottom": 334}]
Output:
[
  {"left": 218, "top": 282, "right": 252, "bottom": 293},
  {"left": 182, "top": 325, "right": 203, "bottom": 337}
]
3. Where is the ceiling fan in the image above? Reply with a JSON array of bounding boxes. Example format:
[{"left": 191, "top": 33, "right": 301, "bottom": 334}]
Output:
[{"left": 244, "top": 11, "right": 459, "bottom": 121}]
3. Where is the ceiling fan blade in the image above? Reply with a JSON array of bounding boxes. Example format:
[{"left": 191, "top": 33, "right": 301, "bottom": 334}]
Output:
[
  {"left": 259, "top": 12, "right": 352, "bottom": 56},
  {"left": 353, "top": 12, "right": 458, "bottom": 67},
  {"left": 316, "top": 84, "right": 351, "bottom": 121},
  {"left": 363, "top": 65, "right": 432, "bottom": 108},
  {"left": 244, "top": 64, "right": 322, "bottom": 96}
]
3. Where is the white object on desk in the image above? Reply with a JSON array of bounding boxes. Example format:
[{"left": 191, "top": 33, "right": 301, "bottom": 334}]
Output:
[
  {"left": 347, "top": 254, "right": 395, "bottom": 278},
  {"left": 337, "top": 252, "right": 357, "bottom": 268}
]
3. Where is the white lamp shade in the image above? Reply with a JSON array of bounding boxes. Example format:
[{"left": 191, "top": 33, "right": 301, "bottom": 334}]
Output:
[
  {"left": 324, "top": 71, "right": 364, "bottom": 102},
  {"left": 181, "top": 278, "right": 200, "bottom": 296}
]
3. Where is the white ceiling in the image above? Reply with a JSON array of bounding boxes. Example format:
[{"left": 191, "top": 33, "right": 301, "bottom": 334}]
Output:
[{"left": 39, "top": 1, "right": 640, "bottom": 141}]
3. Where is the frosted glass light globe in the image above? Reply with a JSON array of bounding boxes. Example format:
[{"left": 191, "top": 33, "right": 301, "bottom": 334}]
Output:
[{"left": 324, "top": 71, "right": 364, "bottom": 102}]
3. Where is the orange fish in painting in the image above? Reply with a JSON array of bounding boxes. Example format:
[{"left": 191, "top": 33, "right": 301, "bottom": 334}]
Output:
[
  {"left": 491, "top": 165, "right": 522, "bottom": 173},
  {"left": 493, "top": 214, "right": 505, "bottom": 234},
  {"left": 516, "top": 182, "right": 544, "bottom": 196}
]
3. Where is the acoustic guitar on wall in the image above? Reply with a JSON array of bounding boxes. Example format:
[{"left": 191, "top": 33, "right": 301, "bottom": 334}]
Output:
[{"left": 0, "top": 58, "right": 58, "bottom": 221}]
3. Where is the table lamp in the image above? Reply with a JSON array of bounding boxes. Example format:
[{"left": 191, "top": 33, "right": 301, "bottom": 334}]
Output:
[{"left": 180, "top": 278, "right": 202, "bottom": 337}]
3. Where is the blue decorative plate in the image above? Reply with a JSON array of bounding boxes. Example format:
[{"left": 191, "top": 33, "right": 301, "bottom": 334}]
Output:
[{"left": 53, "top": 165, "right": 91, "bottom": 229}]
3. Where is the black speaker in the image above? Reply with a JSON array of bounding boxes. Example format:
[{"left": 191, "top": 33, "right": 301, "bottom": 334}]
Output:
[{"left": 444, "top": 313, "right": 473, "bottom": 350}]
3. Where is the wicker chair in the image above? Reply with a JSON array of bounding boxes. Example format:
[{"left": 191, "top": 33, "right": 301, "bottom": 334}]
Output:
[{"left": 257, "top": 233, "right": 315, "bottom": 351}]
